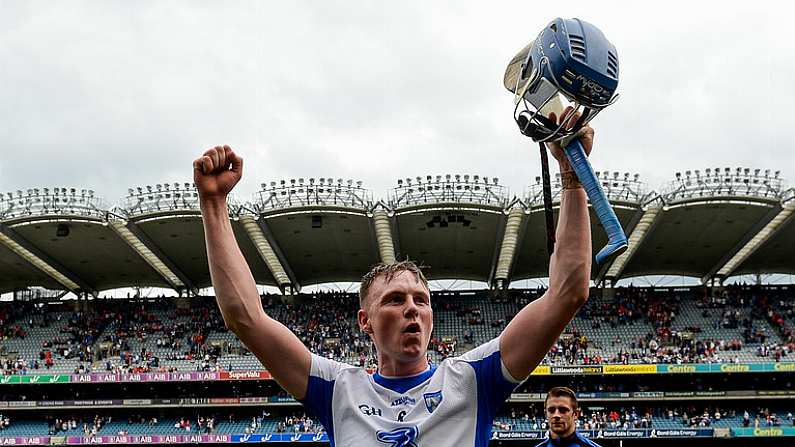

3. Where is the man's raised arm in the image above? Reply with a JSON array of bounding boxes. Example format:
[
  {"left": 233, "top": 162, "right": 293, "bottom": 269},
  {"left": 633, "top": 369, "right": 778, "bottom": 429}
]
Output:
[
  {"left": 500, "top": 112, "right": 593, "bottom": 380},
  {"left": 194, "top": 145, "right": 311, "bottom": 399}
]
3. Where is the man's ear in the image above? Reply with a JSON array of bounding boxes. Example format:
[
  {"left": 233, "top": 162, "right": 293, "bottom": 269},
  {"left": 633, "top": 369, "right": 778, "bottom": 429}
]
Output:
[{"left": 358, "top": 308, "right": 372, "bottom": 334}]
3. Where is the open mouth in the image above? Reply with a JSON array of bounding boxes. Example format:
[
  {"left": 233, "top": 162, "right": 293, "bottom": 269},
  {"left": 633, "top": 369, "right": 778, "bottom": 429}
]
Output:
[{"left": 403, "top": 323, "right": 421, "bottom": 334}]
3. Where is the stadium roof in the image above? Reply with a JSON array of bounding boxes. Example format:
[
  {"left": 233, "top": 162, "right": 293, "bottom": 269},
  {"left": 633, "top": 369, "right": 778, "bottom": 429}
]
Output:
[{"left": 0, "top": 169, "right": 792, "bottom": 294}]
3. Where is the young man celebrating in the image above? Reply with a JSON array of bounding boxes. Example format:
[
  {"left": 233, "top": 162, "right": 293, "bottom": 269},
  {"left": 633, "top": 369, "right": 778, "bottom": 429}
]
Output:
[
  {"left": 535, "top": 387, "right": 602, "bottom": 447},
  {"left": 193, "top": 112, "right": 593, "bottom": 446}
]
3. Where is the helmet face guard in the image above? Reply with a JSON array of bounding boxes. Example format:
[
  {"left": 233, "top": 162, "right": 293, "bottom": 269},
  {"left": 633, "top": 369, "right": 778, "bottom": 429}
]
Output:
[{"left": 503, "top": 18, "right": 620, "bottom": 142}]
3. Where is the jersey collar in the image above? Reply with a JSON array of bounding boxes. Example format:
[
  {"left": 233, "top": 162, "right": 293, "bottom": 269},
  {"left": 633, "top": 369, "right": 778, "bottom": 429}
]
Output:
[
  {"left": 373, "top": 365, "right": 436, "bottom": 394},
  {"left": 549, "top": 431, "right": 584, "bottom": 446}
]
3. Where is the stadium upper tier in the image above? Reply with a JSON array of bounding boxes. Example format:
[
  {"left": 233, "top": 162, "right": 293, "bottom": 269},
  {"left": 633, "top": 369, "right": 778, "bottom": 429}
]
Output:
[
  {"left": 0, "top": 168, "right": 793, "bottom": 294},
  {"left": 1, "top": 285, "right": 792, "bottom": 376}
]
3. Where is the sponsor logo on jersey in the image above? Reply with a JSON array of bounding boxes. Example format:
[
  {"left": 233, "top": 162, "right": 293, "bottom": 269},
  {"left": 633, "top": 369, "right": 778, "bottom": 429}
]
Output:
[
  {"left": 359, "top": 404, "right": 383, "bottom": 416},
  {"left": 391, "top": 396, "right": 417, "bottom": 407}
]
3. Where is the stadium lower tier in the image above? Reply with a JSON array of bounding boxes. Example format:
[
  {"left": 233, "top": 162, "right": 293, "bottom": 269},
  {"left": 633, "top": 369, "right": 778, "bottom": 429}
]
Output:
[{"left": 0, "top": 405, "right": 793, "bottom": 442}]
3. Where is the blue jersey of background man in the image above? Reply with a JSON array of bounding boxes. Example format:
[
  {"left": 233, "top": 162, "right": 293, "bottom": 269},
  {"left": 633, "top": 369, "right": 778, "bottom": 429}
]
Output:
[{"left": 533, "top": 430, "right": 603, "bottom": 447}]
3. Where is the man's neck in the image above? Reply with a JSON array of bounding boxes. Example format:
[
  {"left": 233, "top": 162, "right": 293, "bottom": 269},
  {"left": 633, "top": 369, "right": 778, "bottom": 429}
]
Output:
[
  {"left": 377, "top": 356, "right": 429, "bottom": 377},
  {"left": 549, "top": 429, "right": 576, "bottom": 440}
]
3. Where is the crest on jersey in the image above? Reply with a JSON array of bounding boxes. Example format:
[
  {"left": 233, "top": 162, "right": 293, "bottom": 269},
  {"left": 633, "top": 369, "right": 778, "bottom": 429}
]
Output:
[{"left": 423, "top": 390, "right": 443, "bottom": 413}]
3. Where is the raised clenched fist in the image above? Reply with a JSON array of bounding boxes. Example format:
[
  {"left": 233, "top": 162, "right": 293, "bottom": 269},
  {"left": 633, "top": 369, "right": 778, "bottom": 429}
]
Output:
[{"left": 192, "top": 145, "right": 243, "bottom": 200}]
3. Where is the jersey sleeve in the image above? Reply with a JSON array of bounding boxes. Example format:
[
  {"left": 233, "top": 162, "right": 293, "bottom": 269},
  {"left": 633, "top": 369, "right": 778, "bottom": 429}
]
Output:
[
  {"left": 299, "top": 353, "right": 347, "bottom": 437},
  {"left": 459, "top": 337, "right": 526, "bottom": 422}
]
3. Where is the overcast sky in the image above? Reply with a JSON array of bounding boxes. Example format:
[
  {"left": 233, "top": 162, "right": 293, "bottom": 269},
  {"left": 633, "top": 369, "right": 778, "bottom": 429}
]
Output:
[{"left": 1, "top": 1, "right": 792, "bottom": 207}]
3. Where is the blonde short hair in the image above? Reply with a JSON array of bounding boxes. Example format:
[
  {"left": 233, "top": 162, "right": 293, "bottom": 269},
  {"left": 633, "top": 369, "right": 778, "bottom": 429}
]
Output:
[{"left": 359, "top": 260, "right": 429, "bottom": 309}]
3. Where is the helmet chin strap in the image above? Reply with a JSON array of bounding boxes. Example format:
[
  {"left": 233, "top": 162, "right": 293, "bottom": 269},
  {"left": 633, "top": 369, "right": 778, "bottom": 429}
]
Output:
[{"left": 538, "top": 140, "right": 555, "bottom": 256}]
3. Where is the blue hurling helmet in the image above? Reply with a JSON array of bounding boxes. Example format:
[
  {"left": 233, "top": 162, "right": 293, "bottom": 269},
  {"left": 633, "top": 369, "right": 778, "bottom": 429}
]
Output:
[{"left": 503, "top": 18, "right": 620, "bottom": 142}]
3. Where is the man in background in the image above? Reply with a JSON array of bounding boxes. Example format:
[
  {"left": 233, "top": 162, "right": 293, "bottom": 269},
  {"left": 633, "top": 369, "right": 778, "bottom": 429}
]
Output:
[{"left": 535, "top": 387, "right": 602, "bottom": 447}]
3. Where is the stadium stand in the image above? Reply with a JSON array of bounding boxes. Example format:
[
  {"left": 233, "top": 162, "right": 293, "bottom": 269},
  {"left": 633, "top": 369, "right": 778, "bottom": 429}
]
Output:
[
  {"left": 2, "top": 285, "right": 794, "bottom": 445},
  {"left": 3, "top": 285, "right": 793, "bottom": 376}
]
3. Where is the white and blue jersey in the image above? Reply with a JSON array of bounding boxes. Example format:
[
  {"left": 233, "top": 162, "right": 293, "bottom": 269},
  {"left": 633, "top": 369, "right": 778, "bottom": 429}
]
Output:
[{"left": 300, "top": 337, "right": 524, "bottom": 446}]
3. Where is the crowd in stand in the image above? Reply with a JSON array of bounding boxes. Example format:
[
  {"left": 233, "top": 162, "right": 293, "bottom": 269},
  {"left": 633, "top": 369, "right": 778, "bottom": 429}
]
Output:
[
  {"left": 273, "top": 292, "right": 375, "bottom": 368},
  {"left": 0, "top": 303, "right": 30, "bottom": 340},
  {"left": 45, "top": 415, "right": 109, "bottom": 436},
  {"left": 272, "top": 413, "right": 321, "bottom": 434},
  {"left": 543, "top": 285, "right": 795, "bottom": 365},
  {"left": 2, "top": 285, "right": 794, "bottom": 374},
  {"left": 172, "top": 415, "right": 216, "bottom": 433}
]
